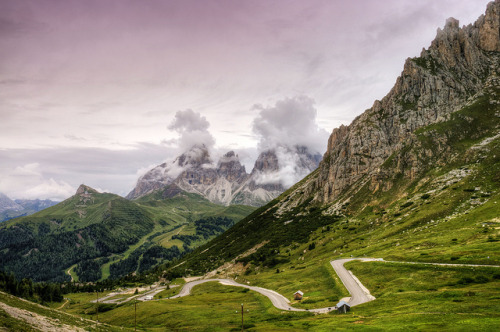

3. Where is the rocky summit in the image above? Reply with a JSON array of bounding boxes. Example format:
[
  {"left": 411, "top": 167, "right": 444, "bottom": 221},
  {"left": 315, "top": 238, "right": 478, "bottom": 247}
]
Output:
[
  {"left": 127, "top": 144, "right": 322, "bottom": 206},
  {"left": 278, "top": 0, "right": 500, "bottom": 209}
]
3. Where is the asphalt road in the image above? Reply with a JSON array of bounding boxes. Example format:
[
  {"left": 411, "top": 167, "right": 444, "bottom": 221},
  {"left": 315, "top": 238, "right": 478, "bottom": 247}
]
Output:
[
  {"left": 330, "top": 258, "right": 379, "bottom": 307},
  {"left": 166, "top": 258, "right": 380, "bottom": 313},
  {"left": 91, "top": 258, "right": 499, "bottom": 312}
]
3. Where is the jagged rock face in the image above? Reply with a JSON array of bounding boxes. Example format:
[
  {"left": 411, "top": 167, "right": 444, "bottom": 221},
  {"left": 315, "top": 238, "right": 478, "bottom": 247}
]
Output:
[
  {"left": 479, "top": 1, "right": 500, "bottom": 52},
  {"left": 128, "top": 145, "right": 322, "bottom": 206},
  {"left": 216, "top": 151, "right": 247, "bottom": 183},
  {"left": 309, "top": 0, "right": 500, "bottom": 204},
  {"left": 248, "top": 150, "right": 283, "bottom": 192},
  {"left": 126, "top": 163, "right": 174, "bottom": 200}
]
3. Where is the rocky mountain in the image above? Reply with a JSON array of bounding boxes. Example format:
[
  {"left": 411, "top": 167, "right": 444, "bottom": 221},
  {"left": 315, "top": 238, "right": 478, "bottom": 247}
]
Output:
[
  {"left": 0, "top": 193, "right": 58, "bottom": 222},
  {"left": 279, "top": 0, "right": 500, "bottom": 210},
  {"left": 171, "top": 1, "right": 500, "bottom": 278},
  {"left": 127, "top": 144, "right": 322, "bottom": 206},
  {"left": 0, "top": 193, "right": 23, "bottom": 213}
]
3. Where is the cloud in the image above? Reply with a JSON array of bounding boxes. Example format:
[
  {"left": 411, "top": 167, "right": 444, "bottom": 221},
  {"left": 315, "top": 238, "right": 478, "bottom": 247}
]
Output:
[
  {"left": 0, "top": 163, "right": 75, "bottom": 201},
  {"left": 250, "top": 96, "right": 328, "bottom": 188},
  {"left": 252, "top": 96, "right": 329, "bottom": 154},
  {"left": 252, "top": 146, "right": 314, "bottom": 188},
  {"left": 168, "top": 109, "right": 216, "bottom": 151}
]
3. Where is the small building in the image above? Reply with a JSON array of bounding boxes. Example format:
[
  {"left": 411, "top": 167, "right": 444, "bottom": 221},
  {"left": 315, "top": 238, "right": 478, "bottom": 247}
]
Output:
[
  {"left": 336, "top": 300, "right": 350, "bottom": 313},
  {"left": 294, "top": 290, "right": 304, "bottom": 300}
]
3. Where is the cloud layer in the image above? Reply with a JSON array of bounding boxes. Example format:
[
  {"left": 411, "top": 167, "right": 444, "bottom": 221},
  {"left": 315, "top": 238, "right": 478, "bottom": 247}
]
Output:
[
  {"left": 0, "top": 163, "right": 74, "bottom": 201},
  {"left": 252, "top": 96, "right": 329, "bottom": 154},
  {"left": 168, "top": 109, "right": 216, "bottom": 152}
]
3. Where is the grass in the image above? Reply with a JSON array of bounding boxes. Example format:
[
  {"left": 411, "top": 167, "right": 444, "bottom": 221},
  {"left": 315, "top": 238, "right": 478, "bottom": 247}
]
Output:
[
  {"left": 0, "top": 291, "right": 121, "bottom": 331},
  {"left": 242, "top": 259, "right": 347, "bottom": 310},
  {"left": 52, "top": 260, "right": 500, "bottom": 331}
]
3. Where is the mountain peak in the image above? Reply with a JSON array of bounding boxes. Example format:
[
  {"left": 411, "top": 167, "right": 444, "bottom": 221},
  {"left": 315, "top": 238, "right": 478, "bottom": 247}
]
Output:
[
  {"left": 217, "top": 151, "right": 246, "bottom": 182},
  {"left": 176, "top": 144, "right": 212, "bottom": 167},
  {"left": 0, "top": 192, "right": 24, "bottom": 213},
  {"left": 304, "top": 0, "right": 500, "bottom": 205},
  {"left": 76, "top": 184, "right": 98, "bottom": 195}
]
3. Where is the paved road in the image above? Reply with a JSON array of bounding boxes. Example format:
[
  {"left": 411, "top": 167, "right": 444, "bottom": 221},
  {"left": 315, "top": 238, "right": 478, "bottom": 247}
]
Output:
[
  {"left": 330, "top": 258, "right": 379, "bottom": 307},
  {"left": 91, "top": 258, "right": 500, "bottom": 312},
  {"left": 166, "top": 258, "right": 380, "bottom": 313},
  {"left": 168, "top": 278, "right": 332, "bottom": 312},
  {"left": 92, "top": 285, "right": 180, "bottom": 304}
]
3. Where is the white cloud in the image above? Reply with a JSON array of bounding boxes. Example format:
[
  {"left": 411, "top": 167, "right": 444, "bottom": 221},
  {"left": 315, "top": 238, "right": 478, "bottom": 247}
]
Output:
[
  {"left": 168, "top": 109, "right": 216, "bottom": 152},
  {"left": 252, "top": 146, "right": 317, "bottom": 188},
  {"left": 0, "top": 163, "right": 75, "bottom": 200},
  {"left": 252, "top": 96, "right": 329, "bottom": 154}
]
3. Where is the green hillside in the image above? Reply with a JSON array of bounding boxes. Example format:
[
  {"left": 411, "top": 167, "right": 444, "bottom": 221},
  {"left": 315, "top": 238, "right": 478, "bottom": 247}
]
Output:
[{"left": 0, "top": 185, "right": 254, "bottom": 282}]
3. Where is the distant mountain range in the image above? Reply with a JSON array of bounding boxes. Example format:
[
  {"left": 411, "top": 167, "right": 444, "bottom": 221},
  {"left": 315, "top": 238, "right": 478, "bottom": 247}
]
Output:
[
  {"left": 0, "top": 193, "right": 58, "bottom": 222},
  {"left": 127, "top": 144, "right": 322, "bottom": 206}
]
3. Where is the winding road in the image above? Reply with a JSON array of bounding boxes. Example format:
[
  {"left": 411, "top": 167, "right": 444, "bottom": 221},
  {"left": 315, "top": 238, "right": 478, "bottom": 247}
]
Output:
[
  {"left": 166, "top": 257, "right": 380, "bottom": 313},
  {"left": 92, "top": 258, "right": 500, "bottom": 313}
]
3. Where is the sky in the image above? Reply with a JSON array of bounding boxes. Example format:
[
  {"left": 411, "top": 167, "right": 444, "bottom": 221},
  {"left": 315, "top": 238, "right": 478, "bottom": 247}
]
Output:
[{"left": 0, "top": 0, "right": 492, "bottom": 200}]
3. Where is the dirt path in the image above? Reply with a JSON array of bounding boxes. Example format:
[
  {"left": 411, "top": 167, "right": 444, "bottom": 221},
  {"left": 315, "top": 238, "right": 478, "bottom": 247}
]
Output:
[
  {"left": 56, "top": 298, "right": 69, "bottom": 310},
  {"left": 0, "top": 301, "right": 85, "bottom": 332},
  {"left": 66, "top": 266, "right": 74, "bottom": 282}
]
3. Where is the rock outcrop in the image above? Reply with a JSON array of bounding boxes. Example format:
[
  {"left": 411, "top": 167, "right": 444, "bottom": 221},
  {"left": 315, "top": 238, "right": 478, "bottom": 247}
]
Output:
[{"left": 293, "top": 0, "right": 500, "bottom": 206}]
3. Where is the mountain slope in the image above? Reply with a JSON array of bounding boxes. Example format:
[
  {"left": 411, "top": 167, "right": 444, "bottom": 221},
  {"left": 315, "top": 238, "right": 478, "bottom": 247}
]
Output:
[
  {"left": 171, "top": 1, "right": 500, "bottom": 277},
  {"left": 0, "top": 185, "right": 254, "bottom": 282}
]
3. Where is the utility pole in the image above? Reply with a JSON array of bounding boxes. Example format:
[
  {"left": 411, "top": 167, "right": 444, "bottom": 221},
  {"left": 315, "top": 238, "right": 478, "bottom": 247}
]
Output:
[
  {"left": 135, "top": 300, "right": 137, "bottom": 331},
  {"left": 95, "top": 290, "right": 99, "bottom": 331},
  {"left": 241, "top": 303, "right": 244, "bottom": 332}
]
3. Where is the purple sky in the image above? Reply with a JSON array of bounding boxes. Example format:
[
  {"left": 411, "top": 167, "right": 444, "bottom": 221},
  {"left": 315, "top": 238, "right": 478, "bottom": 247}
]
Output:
[{"left": 0, "top": 0, "right": 492, "bottom": 200}]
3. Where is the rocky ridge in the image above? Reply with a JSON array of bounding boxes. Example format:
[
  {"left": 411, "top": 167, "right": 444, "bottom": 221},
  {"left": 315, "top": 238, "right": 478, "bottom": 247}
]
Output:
[
  {"left": 280, "top": 0, "right": 500, "bottom": 211},
  {"left": 0, "top": 193, "right": 23, "bottom": 213},
  {"left": 127, "top": 145, "right": 321, "bottom": 206},
  {"left": 0, "top": 193, "right": 58, "bottom": 222}
]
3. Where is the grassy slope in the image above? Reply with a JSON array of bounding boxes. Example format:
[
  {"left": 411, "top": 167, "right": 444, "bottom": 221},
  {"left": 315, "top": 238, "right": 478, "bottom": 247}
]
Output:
[
  {"left": 0, "top": 187, "right": 254, "bottom": 282},
  {"left": 98, "top": 194, "right": 254, "bottom": 280}
]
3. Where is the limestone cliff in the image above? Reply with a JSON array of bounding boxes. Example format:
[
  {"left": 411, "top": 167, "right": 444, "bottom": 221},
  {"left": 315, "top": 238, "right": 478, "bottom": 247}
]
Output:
[{"left": 297, "top": 0, "right": 500, "bottom": 206}]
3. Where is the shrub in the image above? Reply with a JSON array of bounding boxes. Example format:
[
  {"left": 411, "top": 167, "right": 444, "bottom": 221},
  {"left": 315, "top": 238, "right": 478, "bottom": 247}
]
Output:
[
  {"left": 457, "top": 277, "right": 474, "bottom": 285},
  {"left": 475, "top": 275, "right": 489, "bottom": 283},
  {"left": 401, "top": 201, "right": 414, "bottom": 208}
]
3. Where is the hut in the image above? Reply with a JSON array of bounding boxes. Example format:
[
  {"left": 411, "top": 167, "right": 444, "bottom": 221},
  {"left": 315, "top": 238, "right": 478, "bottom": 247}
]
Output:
[
  {"left": 336, "top": 300, "right": 350, "bottom": 313},
  {"left": 293, "top": 290, "right": 304, "bottom": 300}
]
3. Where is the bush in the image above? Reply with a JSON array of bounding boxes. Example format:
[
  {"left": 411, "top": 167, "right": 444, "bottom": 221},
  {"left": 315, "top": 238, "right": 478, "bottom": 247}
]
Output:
[
  {"left": 457, "top": 277, "right": 474, "bottom": 285},
  {"left": 475, "top": 275, "right": 489, "bottom": 284},
  {"left": 421, "top": 194, "right": 431, "bottom": 199},
  {"left": 400, "top": 201, "right": 414, "bottom": 208}
]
